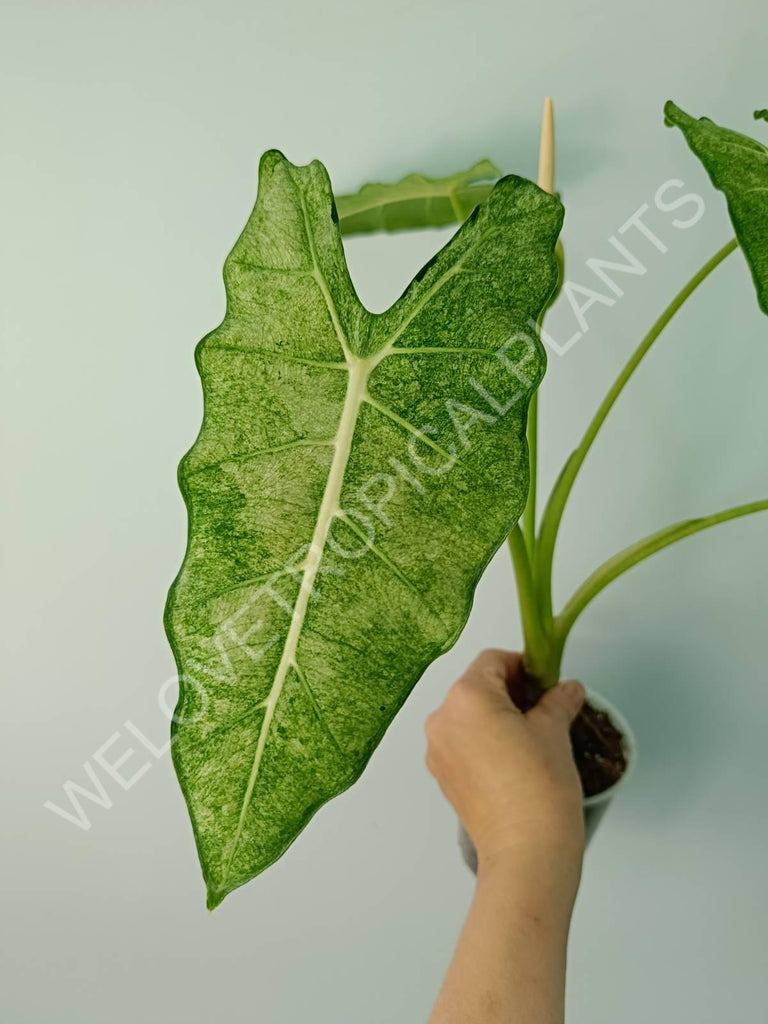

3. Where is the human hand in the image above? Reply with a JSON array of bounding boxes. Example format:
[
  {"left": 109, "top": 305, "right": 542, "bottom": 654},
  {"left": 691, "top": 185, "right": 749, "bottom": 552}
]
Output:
[
  {"left": 426, "top": 650, "right": 586, "bottom": 1024},
  {"left": 425, "top": 649, "right": 586, "bottom": 873}
]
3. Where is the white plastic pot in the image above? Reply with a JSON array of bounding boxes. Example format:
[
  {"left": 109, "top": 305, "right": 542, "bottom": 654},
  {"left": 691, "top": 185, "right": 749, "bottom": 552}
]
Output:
[{"left": 458, "top": 689, "right": 636, "bottom": 875}]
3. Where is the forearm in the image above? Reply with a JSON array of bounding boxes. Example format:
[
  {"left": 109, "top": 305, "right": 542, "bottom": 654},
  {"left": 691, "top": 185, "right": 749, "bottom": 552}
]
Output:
[{"left": 428, "top": 843, "right": 581, "bottom": 1024}]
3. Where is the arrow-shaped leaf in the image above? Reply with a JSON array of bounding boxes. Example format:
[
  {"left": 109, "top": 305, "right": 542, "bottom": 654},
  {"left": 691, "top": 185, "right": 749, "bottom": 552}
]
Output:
[
  {"left": 336, "top": 158, "right": 500, "bottom": 235},
  {"left": 165, "top": 150, "right": 562, "bottom": 907},
  {"left": 665, "top": 101, "right": 768, "bottom": 315}
]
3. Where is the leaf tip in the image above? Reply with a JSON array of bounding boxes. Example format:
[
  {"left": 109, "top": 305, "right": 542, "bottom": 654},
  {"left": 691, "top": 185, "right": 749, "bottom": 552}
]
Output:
[
  {"left": 258, "top": 148, "right": 290, "bottom": 177},
  {"left": 206, "top": 886, "right": 226, "bottom": 911},
  {"left": 754, "top": 109, "right": 768, "bottom": 123},
  {"left": 663, "top": 100, "right": 686, "bottom": 127},
  {"left": 474, "top": 157, "right": 502, "bottom": 179}
]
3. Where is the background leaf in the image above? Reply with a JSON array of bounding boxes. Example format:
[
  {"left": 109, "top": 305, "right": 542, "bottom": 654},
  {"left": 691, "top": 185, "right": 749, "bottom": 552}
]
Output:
[
  {"left": 336, "top": 158, "right": 500, "bottom": 235},
  {"left": 665, "top": 100, "right": 768, "bottom": 315},
  {"left": 165, "top": 150, "right": 563, "bottom": 907}
]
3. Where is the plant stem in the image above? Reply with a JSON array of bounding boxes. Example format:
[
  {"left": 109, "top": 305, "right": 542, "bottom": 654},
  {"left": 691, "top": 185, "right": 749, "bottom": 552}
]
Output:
[
  {"left": 556, "top": 499, "right": 768, "bottom": 641},
  {"left": 534, "top": 237, "right": 739, "bottom": 622},
  {"left": 507, "top": 525, "right": 558, "bottom": 681}
]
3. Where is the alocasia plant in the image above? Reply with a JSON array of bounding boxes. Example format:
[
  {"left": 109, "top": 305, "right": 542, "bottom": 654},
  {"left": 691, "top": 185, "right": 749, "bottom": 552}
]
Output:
[
  {"left": 169, "top": 101, "right": 768, "bottom": 907},
  {"left": 165, "top": 150, "right": 563, "bottom": 907}
]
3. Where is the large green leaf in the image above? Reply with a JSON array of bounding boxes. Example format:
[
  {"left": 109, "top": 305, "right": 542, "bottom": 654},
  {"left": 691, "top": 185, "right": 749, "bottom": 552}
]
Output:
[
  {"left": 165, "top": 150, "right": 562, "bottom": 907},
  {"left": 665, "top": 101, "right": 768, "bottom": 315},
  {"left": 336, "top": 158, "right": 500, "bottom": 235}
]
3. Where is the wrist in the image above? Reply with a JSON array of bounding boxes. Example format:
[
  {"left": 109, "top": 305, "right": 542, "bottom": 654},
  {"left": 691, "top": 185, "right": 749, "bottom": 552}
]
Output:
[
  {"left": 476, "top": 835, "right": 584, "bottom": 910},
  {"left": 473, "top": 812, "right": 585, "bottom": 871}
]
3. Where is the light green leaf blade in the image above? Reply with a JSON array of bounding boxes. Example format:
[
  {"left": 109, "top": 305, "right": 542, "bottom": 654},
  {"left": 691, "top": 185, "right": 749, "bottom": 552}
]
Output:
[
  {"left": 665, "top": 100, "right": 768, "bottom": 315},
  {"left": 336, "top": 158, "right": 500, "bottom": 235},
  {"left": 165, "top": 150, "right": 563, "bottom": 907}
]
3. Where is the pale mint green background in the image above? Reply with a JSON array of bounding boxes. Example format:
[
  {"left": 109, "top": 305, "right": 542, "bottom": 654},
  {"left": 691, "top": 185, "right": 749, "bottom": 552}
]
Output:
[{"left": 2, "top": 1, "right": 767, "bottom": 1021}]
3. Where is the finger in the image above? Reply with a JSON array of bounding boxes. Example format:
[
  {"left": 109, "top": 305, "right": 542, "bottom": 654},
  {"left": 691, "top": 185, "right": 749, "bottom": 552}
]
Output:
[
  {"left": 465, "top": 648, "right": 523, "bottom": 677},
  {"left": 460, "top": 649, "right": 525, "bottom": 708},
  {"left": 529, "top": 679, "right": 585, "bottom": 729}
]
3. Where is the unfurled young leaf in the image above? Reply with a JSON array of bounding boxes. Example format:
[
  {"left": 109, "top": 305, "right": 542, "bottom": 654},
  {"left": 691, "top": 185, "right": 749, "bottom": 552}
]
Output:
[
  {"left": 336, "top": 158, "right": 500, "bottom": 235},
  {"left": 165, "top": 150, "right": 562, "bottom": 907},
  {"left": 665, "top": 101, "right": 768, "bottom": 315}
]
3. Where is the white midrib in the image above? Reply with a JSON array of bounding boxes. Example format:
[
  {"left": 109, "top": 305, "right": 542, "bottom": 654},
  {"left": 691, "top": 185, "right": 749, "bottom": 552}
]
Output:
[
  {"left": 222, "top": 355, "right": 368, "bottom": 882},
  {"left": 221, "top": 184, "right": 480, "bottom": 885}
]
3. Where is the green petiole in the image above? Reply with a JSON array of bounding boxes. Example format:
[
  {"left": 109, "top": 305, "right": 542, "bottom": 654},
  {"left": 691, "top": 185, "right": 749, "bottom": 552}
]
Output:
[
  {"left": 532, "top": 237, "right": 739, "bottom": 626},
  {"left": 555, "top": 499, "right": 768, "bottom": 641}
]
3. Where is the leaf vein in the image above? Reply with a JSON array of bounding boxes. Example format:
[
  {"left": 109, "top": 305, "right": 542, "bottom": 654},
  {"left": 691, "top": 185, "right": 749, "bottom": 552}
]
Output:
[
  {"left": 335, "top": 512, "right": 449, "bottom": 629},
  {"left": 184, "top": 439, "right": 336, "bottom": 477},
  {"left": 292, "top": 661, "right": 344, "bottom": 755},
  {"left": 363, "top": 394, "right": 459, "bottom": 464}
]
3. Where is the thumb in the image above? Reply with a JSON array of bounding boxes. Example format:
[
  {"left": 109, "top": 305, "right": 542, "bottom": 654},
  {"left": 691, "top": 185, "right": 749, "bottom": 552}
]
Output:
[{"left": 529, "top": 680, "right": 586, "bottom": 730}]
